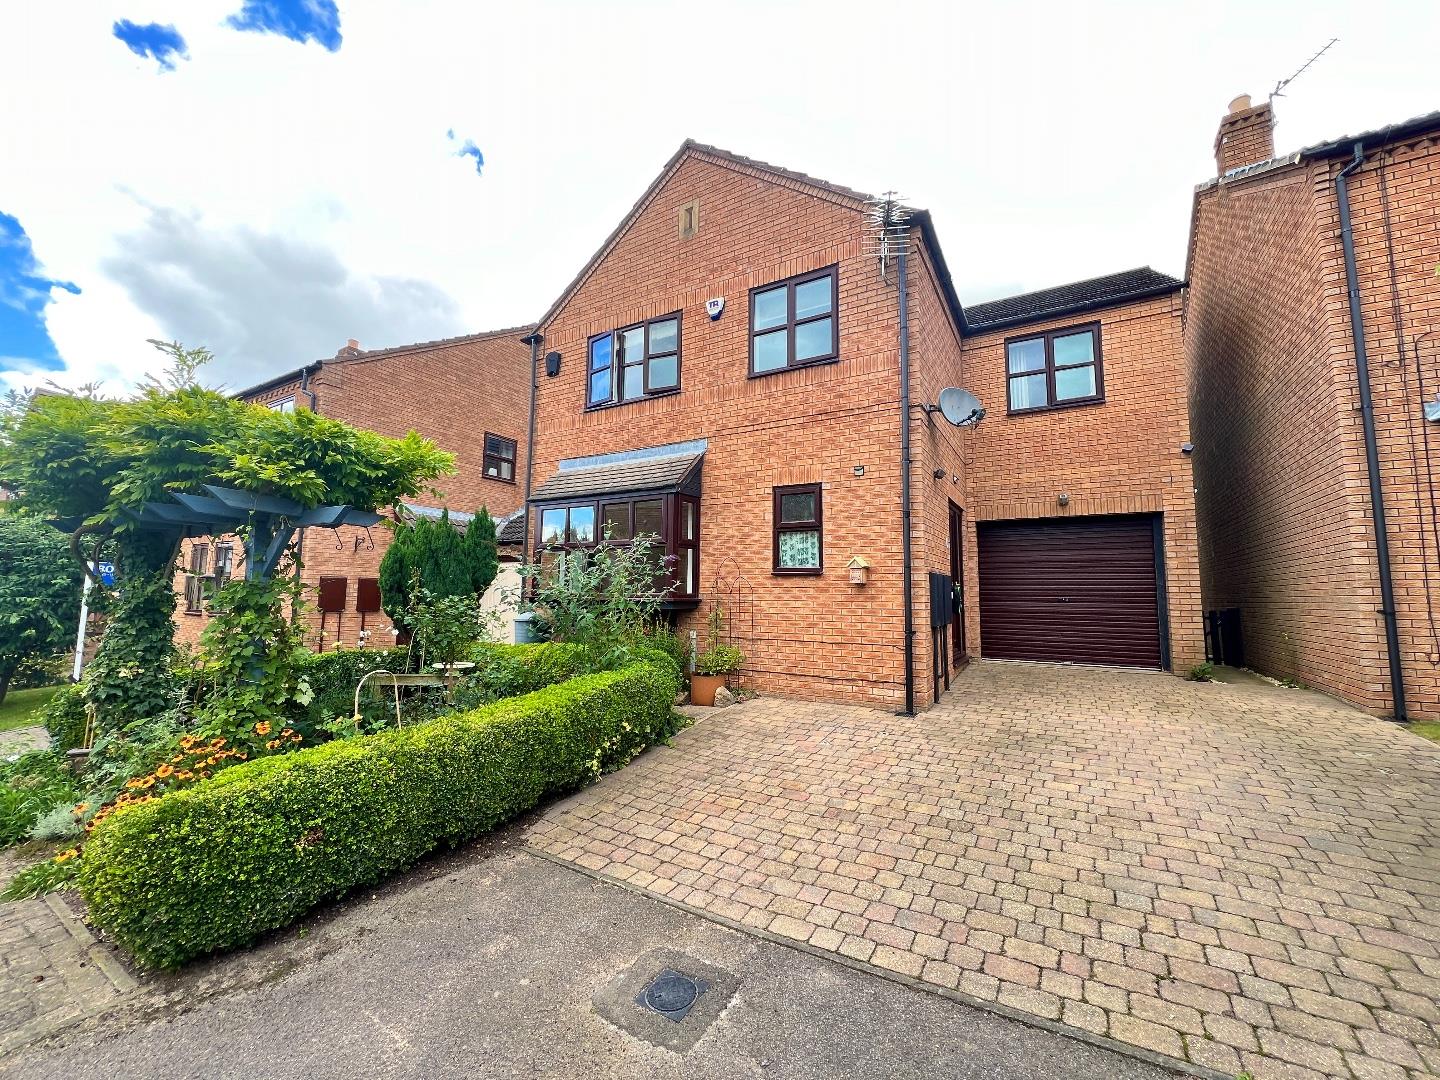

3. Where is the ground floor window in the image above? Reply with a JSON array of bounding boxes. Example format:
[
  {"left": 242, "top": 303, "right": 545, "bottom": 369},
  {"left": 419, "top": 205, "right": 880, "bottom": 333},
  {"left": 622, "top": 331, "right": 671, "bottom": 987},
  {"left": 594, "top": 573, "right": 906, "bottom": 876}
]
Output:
[
  {"left": 773, "top": 483, "right": 822, "bottom": 574},
  {"left": 534, "top": 492, "right": 699, "bottom": 602}
]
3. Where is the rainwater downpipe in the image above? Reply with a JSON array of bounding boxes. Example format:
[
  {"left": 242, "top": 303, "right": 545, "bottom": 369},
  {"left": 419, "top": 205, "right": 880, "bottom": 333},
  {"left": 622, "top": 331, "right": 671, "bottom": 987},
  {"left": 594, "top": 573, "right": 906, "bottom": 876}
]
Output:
[
  {"left": 521, "top": 332, "right": 543, "bottom": 553},
  {"left": 897, "top": 246, "right": 917, "bottom": 716},
  {"left": 292, "top": 363, "right": 320, "bottom": 626},
  {"left": 1337, "top": 143, "right": 1408, "bottom": 721}
]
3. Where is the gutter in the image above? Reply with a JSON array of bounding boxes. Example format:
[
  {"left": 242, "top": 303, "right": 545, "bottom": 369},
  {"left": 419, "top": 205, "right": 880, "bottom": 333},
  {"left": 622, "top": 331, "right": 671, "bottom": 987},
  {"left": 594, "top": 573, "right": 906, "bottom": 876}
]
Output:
[
  {"left": 520, "top": 331, "right": 543, "bottom": 555},
  {"left": 897, "top": 245, "right": 917, "bottom": 716},
  {"left": 1336, "top": 143, "right": 1408, "bottom": 722},
  {"left": 964, "top": 283, "right": 1186, "bottom": 337}
]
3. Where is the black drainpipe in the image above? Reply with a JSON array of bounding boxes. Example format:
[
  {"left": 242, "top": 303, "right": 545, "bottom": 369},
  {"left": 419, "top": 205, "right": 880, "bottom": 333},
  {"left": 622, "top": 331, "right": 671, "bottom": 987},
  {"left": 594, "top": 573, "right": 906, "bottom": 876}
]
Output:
[
  {"left": 897, "top": 246, "right": 917, "bottom": 716},
  {"left": 1336, "top": 143, "right": 1407, "bottom": 721},
  {"left": 520, "top": 331, "right": 543, "bottom": 555}
]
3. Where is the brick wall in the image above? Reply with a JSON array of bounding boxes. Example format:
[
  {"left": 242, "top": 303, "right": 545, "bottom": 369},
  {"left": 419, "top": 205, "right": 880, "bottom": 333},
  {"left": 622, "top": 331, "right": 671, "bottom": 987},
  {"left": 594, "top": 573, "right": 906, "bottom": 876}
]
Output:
[
  {"left": 529, "top": 148, "right": 913, "bottom": 707},
  {"left": 1186, "top": 129, "right": 1440, "bottom": 719},
  {"left": 961, "top": 295, "right": 1204, "bottom": 672}
]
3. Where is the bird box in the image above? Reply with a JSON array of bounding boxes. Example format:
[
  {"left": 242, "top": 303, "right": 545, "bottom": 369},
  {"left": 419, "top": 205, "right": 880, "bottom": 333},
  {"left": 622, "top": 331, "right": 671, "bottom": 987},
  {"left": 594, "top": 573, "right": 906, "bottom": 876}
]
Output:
[{"left": 846, "top": 555, "right": 870, "bottom": 585}]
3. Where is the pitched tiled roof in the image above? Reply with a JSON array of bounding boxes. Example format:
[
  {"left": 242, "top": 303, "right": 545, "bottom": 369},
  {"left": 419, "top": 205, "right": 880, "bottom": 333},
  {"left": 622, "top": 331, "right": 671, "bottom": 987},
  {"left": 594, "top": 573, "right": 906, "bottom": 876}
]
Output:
[
  {"left": 496, "top": 510, "right": 527, "bottom": 545},
  {"left": 530, "top": 451, "right": 703, "bottom": 503},
  {"left": 233, "top": 324, "right": 534, "bottom": 400},
  {"left": 962, "top": 268, "right": 1183, "bottom": 333}
]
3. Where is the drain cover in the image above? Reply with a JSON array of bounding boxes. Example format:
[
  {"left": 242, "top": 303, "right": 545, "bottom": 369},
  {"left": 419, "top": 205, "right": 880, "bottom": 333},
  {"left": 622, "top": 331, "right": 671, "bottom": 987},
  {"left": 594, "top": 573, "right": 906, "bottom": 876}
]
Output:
[{"left": 636, "top": 968, "right": 707, "bottom": 1022}]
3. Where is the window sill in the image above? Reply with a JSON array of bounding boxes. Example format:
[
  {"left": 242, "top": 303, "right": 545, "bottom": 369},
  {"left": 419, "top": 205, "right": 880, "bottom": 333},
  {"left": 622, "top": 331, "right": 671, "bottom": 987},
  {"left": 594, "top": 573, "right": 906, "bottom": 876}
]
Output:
[
  {"left": 484, "top": 475, "right": 518, "bottom": 485},
  {"left": 773, "top": 568, "right": 823, "bottom": 577},
  {"left": 749, "top": 356, "right": 839, "bottom": 381},
  {"left": 1006, "top": 396, "right": 1105, "bottom": 417},
  {"left": 584, "top": 388, "right": 681, "bottom": 414}
]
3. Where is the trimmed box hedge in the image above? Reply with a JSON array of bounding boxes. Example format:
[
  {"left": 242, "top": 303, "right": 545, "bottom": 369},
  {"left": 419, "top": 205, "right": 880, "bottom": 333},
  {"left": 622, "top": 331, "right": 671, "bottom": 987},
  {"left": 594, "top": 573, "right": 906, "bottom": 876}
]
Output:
[{"left": 78, "top": 659, "right": 681, "bottom": 969}]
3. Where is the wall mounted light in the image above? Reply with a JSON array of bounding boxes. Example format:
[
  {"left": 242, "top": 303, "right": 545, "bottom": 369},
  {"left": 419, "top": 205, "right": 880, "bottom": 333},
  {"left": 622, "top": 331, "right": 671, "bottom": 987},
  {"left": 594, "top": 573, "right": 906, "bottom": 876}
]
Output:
[
  {"left": 933, "top": 467, "right": 946, "bottom": 479},
  {"left": 1058, "top": 493, "right": 1071, "bottom": 507},
  {"left": 1180, "top": 442, "right": 1194, "bottom": 455}
]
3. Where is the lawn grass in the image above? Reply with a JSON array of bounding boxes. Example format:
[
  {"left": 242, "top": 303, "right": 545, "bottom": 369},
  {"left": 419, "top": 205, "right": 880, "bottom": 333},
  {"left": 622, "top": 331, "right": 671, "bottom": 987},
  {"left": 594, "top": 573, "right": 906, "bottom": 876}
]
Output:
[
  {"left": 0, "top": 686, "right": 62, "bottom": 733},
  {"left": 1412, "top": 722, "right": 1440, "bottom": 746}
]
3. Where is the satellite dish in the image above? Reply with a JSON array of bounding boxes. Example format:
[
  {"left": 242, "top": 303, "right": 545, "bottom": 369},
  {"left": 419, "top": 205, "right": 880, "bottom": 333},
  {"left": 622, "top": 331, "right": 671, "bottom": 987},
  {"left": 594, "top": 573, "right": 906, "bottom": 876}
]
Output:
[{"left": 936, "top": 387, "right": 985, "bottom": 428}]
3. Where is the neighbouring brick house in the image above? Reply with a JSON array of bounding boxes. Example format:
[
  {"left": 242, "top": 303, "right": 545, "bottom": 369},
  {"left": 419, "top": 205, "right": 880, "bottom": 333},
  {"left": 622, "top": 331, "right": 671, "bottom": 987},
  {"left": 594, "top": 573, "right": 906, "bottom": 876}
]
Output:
[
  {"left": 1187, "top": 96, "right": 1440, "bottom": 719},
  {"left": 175, "top": 329, "right": 532, "bottom": 650},
  {"left": 523, "top": 141, "right": 1203, "bottom": 709}
]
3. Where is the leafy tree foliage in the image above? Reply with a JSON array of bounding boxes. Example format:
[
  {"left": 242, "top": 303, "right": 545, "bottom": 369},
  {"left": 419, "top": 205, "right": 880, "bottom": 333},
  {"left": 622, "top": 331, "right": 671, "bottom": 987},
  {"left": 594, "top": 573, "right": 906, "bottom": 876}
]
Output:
[
  {"left": 0, "top": 513, "right": 83, "bottom": 703},
  {"left": 379, "top": 508, "right": 500, "bottom": 629},
  {"left": 0, "top": 342, "right": 455, "bottom": 734}
]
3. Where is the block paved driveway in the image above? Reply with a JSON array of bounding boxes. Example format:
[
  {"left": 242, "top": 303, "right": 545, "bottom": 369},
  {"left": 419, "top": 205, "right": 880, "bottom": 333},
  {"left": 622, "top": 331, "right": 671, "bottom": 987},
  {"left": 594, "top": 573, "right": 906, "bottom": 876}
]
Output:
[{"left": 529, "top": 661, "right": 1440, "bottom": 1080}]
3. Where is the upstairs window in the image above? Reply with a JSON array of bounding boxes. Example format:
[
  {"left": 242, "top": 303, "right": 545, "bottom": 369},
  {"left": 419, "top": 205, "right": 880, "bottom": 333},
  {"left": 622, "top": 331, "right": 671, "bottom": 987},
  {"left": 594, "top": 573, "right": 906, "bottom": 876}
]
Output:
[
  {"left": 483, "top": 433, "right": 517, "bottom": 482},
  {"left": 587, "top": 314, "right": 681, "bottom": 408},
  {"left": 750, "top": 267, "right": 838, "bottom": 376},
  {"left": 773, "top": 483, "right": 823, "bottom": 574},
  {"left": 1006, "top": 324, "right": 1103, "bottom": 413},
  {"left": 268, "top": 397, "right": 296, "bottom": 413}
]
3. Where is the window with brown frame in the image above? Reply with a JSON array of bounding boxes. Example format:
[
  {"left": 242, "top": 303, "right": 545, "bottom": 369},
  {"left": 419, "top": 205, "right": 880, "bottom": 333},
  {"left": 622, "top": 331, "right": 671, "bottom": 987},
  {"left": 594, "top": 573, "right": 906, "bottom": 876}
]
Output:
[
  {"left": 587, "top": 313, "right": 681, "bottom": 408},
  {"left": 750, "top": 267, "right": 838, "bottom": 376},
  {"left": 1005, "top": 323, "right": 1103, "bottom": 413},
  {"left": 773, "top": 483, "right": 822, "bottom": 574},
  {"left": 535, "top": 493, "right": 699, "bottom": 601},
  {"left": 483, "top": 432, "right": 517, "bottom": 482},
  {"left": 184, "top": 542, "right": 209, "bottom": 613}
]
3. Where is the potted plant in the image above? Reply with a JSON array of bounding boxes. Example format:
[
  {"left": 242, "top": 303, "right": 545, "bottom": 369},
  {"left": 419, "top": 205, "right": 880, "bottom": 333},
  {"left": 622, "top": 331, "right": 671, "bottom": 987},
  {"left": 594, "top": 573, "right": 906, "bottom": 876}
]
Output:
[
  {"left": 691, "top": 642, "right": 744, "bottom": 706},
  {"left": 690, "top": 603, "right": 744, "bottom": 706}
]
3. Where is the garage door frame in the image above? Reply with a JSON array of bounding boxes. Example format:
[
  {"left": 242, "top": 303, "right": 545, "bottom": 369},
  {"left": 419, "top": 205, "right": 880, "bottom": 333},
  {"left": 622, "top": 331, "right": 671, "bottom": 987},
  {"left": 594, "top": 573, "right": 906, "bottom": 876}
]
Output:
[{"left": 976, "top": 512, "right": 1172, "bottom": 671}]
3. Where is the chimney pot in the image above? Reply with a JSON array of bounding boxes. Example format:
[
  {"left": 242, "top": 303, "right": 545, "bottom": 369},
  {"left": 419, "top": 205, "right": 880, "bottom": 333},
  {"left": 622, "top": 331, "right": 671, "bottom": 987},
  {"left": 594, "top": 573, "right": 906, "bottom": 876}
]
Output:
[
  {"left": 347, "top": 338, "right": 360, "bottom": 350},
  {"left": 1227, "top": 94, "right": 1252, "bottom": 115}
]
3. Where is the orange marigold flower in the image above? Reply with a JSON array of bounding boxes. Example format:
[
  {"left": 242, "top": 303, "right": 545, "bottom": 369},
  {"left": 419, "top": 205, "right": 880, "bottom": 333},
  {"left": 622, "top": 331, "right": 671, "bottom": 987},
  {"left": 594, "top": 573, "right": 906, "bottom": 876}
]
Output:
[
  {"left": 179, "top": 735, "right": 198, "bottom": 749},
  {"left": 254, "top": 722, "right": 272, "bottom": 736},
  {"left": 177, "top": 770, "right": 193, "bottom": 780},
  {"left": 74, "top": 803, "right": 87, "bottom": 814},
  {"left": 266, "top": 739, "right": 281, "bottom": 750},
  {"left": 54, "top": 849, "right": 78, "bottom": 864},
  {"left": 156, "top": 764, "right": 175, "bottom": 778},
  {"left": 126, "top": 778, "right": 143, "bottom": 790}
]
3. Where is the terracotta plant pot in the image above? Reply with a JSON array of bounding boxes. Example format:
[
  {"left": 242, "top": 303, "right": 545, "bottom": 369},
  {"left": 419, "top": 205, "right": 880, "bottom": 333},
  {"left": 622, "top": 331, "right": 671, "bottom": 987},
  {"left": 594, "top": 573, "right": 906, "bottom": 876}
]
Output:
[{"left": 689, "top": 673, "right": 726, "bottom": 707}]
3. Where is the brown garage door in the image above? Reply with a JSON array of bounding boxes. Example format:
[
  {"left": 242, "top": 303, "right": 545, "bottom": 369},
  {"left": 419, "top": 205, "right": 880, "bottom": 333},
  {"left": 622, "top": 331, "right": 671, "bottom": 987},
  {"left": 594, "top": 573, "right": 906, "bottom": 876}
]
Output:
[{"left": 977, "top": 515, "right": 1162, "bottom": 668}]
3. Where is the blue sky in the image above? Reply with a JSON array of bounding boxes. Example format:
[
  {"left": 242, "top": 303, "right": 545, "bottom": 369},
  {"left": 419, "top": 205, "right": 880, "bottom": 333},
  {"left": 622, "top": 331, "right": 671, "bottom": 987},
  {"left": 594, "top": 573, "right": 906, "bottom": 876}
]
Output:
[
  {"left": 112, "top": 20, "right": 189, "bottom": 71},
  {"left": 1, "top": 0, "right": 1437, "bottom": 393},
  {"left": 0, "top": 213, "right": 79, "bottom": 372}
]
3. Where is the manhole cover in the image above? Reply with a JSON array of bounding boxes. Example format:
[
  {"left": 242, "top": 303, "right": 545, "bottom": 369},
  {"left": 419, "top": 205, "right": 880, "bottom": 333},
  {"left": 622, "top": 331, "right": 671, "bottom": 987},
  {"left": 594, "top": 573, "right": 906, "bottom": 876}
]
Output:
[{"left": 635, "top": 968, "right": 707, "bottom": 1022}]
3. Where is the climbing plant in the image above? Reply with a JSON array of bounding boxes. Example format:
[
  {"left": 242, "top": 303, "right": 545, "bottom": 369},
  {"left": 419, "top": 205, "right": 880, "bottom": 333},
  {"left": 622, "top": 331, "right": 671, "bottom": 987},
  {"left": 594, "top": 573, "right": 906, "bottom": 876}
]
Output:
[{"left": 0, "top": 342, "right": 454, "bottom": 735}]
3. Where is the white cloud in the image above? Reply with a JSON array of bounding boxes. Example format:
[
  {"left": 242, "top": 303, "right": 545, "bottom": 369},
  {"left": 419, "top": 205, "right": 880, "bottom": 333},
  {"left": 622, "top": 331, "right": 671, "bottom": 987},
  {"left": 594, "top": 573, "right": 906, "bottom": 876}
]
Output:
[{"left": 1, "top": 0, "right": 1437, "bottom": 392}]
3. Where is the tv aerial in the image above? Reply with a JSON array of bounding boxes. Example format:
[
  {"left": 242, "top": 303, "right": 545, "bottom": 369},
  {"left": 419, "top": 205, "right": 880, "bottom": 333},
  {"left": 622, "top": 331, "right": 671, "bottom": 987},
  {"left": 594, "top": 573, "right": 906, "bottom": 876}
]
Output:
[{"left": 921, "top": 387, "right": 985, "bottom": 428}]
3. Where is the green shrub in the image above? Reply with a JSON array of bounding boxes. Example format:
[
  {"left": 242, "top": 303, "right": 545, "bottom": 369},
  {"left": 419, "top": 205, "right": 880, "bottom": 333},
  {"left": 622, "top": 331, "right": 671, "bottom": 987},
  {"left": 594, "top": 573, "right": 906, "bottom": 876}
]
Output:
[
  {"left": 291, "top": 647, "right": 410, "bottom": 733},
  {"left": 0, "top": 751, "right": 80, "bottom": 847},
  {"left": 1187, "top": 662, "right": 1215, "bottom": 683},
  {"left": 37, "top": 683, "right": 88, "bottom": 752},
  {"left": 79, "top": 660, "right": 682, "bottom": 968}
]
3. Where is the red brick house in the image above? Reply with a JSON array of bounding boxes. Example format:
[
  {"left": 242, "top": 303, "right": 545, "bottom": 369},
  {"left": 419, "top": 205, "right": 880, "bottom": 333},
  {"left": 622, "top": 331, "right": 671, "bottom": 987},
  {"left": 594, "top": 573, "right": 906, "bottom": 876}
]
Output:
[
  {"left": 176, "top": 328, "right": 532, "bottom": 649},
  {"left": 1186, "top": 97, "right": 1440, "bottom": 720},
  {"left": 523, "top": 141, "right": 1203, "bottom": 709}
]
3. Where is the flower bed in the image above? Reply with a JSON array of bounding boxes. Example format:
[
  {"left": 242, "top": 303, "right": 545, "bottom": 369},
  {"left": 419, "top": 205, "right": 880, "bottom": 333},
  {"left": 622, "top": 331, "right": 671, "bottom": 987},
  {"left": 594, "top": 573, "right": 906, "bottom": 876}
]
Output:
[{"left": 77, "top": 659, "right": 681, "bottom": 968}]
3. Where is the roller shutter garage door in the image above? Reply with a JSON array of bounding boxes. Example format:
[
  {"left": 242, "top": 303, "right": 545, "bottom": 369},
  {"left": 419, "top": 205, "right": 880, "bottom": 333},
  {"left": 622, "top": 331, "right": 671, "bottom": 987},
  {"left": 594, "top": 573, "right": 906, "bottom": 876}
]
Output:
[{"left": 977, "top": 515, "right": 1162, "bottom": 668}]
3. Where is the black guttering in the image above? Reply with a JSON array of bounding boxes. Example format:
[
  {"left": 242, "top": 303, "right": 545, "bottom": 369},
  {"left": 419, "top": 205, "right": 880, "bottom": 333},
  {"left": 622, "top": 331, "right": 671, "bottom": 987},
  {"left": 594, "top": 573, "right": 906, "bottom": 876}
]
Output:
[
  {"left": 1335, "top": 143, "right": 1408, "bottom": 722},
  {"left": 234, "top": 362, "right": 320, "bottom": 401},
  {"left": 963, "top": 280, "right": 1186, "bottom": 336},
  {"left": 907, "top": 210, "right": 967, "bottom": 336}
]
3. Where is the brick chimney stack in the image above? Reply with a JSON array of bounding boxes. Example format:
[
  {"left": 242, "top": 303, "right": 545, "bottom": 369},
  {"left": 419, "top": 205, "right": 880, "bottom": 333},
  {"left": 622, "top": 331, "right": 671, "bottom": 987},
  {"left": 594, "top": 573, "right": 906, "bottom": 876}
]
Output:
[
  {"left": 335, "top": 338, "right": 362, "bottom": 359},
  {"left": 1214, "top": 94, "right": 1275, "bottom": 175}
]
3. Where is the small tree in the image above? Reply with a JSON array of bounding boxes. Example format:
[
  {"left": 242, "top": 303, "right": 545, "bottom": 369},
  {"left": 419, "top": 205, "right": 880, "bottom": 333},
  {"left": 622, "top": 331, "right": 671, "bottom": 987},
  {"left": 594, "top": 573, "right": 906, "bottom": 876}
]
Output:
[
  {"left": 379, "top": 508, "right": 499, "bottom": 628},
  {"left": 0, "top": 513, "right": 84, "bottom": 704},
  {"left": 464, "top": 507, "right": 499, "bottom": 596}
]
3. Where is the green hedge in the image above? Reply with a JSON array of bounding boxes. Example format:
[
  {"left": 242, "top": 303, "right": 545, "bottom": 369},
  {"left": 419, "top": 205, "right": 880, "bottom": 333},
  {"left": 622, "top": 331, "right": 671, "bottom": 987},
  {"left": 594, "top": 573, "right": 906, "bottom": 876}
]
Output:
[{"left": 78, "top": 660, "right": 682, "bottom": 969}]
